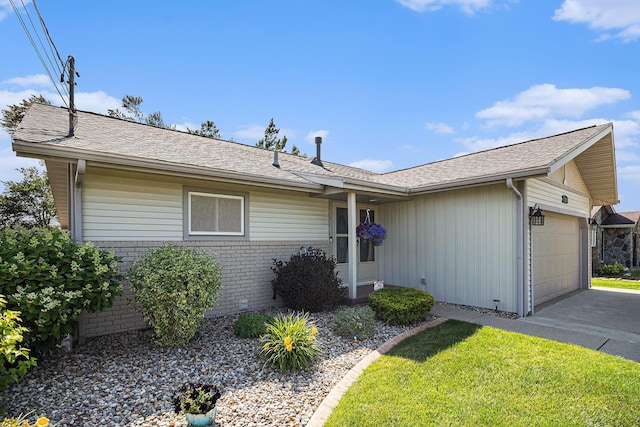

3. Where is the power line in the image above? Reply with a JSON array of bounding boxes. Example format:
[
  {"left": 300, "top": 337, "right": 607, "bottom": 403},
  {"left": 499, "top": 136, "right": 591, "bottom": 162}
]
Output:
[{"left": 8, "top": 0, "right": 69, "bottom": 107}]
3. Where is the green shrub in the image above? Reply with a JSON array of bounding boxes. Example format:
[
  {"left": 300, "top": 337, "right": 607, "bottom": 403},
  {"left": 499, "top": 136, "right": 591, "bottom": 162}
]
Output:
[
  {"left": 0, "top": 295, "right": 36, "bottom": 392},
  {"left": 271, "top": 249, "right": 346, "bottom": 312},
  {"left": 0, "top": 226, "right": 123, "bottom": 355},
  {"left": 368, "top": 288, "right": 434, "bottom": 325},
  {"left": 260, "top": 312, "right": 321, "bottom": 371},
  {"left": 333, "top": 306, "right": 376, "bottom": 340},
  {"left": 598, "top": 262, "right": 626, "bottom": 277},
  {"left": 128, "top": 244, "right": 222, "bottom": 347},
  {"left": 232, "top": 313, "right": 276, "bottom": 338}
]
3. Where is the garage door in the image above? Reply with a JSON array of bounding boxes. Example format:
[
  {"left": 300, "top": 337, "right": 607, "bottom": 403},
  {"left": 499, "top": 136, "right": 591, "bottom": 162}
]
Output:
[{"left": 532, "top": 212, "right": 580, "bottom": 305}]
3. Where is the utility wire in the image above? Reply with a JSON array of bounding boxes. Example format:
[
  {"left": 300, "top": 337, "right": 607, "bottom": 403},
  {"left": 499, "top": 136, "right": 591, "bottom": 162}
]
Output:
[
  {"left": 8, "top": 0, "right": 68, "bottom": 107},
  {"left": 20, "top": 0, "right": 68, "bottom": 98}
]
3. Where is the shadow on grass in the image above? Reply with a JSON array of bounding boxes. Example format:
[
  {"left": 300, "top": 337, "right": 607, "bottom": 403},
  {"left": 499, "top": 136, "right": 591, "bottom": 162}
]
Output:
[{"left": 387, "top": 319, "right": 482, "bottom": 362}]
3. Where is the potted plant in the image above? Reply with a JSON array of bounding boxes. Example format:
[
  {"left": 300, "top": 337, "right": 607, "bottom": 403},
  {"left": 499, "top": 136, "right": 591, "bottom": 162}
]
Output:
[
  {"left": 172, "top": 382, "right": 222, "bottom": 426},
  {"left": 356, "top": 221, "right": 387, "bottom": 246}
]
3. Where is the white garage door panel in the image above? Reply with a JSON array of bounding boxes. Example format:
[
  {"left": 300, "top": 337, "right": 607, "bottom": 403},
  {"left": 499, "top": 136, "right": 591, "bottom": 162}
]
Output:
[{"left": 532, "top": 213, "right": 580, "bottom": 305}]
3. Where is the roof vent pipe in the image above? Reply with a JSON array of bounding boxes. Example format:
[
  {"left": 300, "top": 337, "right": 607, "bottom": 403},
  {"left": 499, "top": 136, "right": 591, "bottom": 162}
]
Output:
[
  {"left": 272, "top": 150, "right": 280, "bottom": 168},
  {"left": 312, "top": 136, "right": 324, "bottom": 167}
]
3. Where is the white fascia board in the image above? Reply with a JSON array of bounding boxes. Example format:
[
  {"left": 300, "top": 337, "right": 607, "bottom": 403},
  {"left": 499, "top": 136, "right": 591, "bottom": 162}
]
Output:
[
  {"left": 408, "top": 168, "right": 549, "bottom": 195},
  {"left": 547, "top": 124, "right": 613, "bottom": 175}
]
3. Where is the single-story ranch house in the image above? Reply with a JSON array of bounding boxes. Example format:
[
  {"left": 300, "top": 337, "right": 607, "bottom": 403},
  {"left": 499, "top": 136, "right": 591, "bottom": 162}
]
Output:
[{"left": 12, "top": 104, "right": 618, "bottom": 342}]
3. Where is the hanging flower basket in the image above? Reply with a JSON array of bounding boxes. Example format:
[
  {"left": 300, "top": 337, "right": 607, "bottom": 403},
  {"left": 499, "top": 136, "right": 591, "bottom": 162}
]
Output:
[{"left": 356, "top": 222, "right": 387, "bottom": 246}]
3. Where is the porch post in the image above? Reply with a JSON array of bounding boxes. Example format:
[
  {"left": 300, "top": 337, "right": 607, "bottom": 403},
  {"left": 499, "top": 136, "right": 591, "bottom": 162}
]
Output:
[{"left": 347, "top": 192, "right": 358, "bottom": 299}]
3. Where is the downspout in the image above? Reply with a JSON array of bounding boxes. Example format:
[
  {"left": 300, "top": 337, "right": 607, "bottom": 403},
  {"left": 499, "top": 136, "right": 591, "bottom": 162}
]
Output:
[
  {"left": 506, "top": 178, "right": 525, "bottom": 317},
  {"left": 73, "top": 159, "right": 86, "bottom": 243},
  {"left": 74, "top": 160, "right": 86, "bottom": 346}
]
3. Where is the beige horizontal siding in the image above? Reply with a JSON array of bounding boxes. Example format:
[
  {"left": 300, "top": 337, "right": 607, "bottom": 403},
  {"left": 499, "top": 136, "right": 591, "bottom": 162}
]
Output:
[
  {"left": 82, "top": 168, "right": 329, "bottom": 242},
  {"left": 250, "top": 192, "right": 329, "bottom": 241},
  {"left": 526, "top": 178, "right": 590, "bottom": 217},
  {"left": 548, "top": 161, "right": 589, "bottom": 194}
]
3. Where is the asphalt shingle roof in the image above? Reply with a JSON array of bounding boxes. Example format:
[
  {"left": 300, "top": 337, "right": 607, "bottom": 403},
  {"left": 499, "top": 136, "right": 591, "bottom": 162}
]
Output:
[{"left": 13, "top": 103, "right": 612, "bottom": 193}]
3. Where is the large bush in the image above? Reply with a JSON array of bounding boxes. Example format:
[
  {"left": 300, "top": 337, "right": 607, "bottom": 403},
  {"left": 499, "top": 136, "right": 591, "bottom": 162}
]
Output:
[
  {"left": 368, "top": 288, "right": 434, "bottom": 325},
  {"left": 0, "top": 295, "right": 36, "bottom": 392},
  {"left": 128, "top": 244, "right": 222, "bottom": 347},
  {"left": 272, "top": 249, "right": 346, "bottom": 312},
  {"left": 0, "top": 226, "right": 123, "bottom": 355}
]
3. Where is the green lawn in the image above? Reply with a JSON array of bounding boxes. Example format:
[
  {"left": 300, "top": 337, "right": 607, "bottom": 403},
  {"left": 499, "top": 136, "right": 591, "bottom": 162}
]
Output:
[
  {"left": 592, "top": 277, "right": 640, "bottom": 291},
  {"left": 325, "top": 320, "right": 640, "bottom": 427}
]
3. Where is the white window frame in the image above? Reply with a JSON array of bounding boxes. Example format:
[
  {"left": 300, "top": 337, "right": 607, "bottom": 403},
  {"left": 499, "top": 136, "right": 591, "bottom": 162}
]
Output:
[{"left": 188, "top": 191, "right": 245, "bottom": 236}]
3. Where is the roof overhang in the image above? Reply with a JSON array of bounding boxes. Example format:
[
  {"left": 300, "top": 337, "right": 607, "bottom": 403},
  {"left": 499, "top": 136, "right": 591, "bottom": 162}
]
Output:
[
  {"left": 548, "top": 124, "right": 618, "bottom": 206},
  {"left": 13, "top": 140, "right": 325, "bottom": 194}
]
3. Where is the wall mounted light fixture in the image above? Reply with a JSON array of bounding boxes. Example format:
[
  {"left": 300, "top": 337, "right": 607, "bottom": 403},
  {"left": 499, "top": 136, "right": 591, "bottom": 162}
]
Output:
[{"left": 529, "top": 204, "right": 545, "bottom": 226}]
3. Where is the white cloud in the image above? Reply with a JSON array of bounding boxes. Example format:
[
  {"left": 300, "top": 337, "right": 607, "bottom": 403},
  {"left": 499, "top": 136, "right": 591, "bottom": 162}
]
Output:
[
  {"left": 174, "top": 121, "right": 199, "bottom": 133},
  {"left": 0, "top": 146, "right": 41, "bottom": 185},
  {"left": 0, "top": 0, "right": 30, "bottom": 21},
  {"left": 627, "top": 110, "right": 640, "bottom": 121},
  {"left": 74, "top": 91, "right": 120, "bottom": 114},
  {"left": 396, "top": 0, "right": 491, "bottom": 14},
  {"left": 305, "top": 130, "right": 329, "bottom": 143},
  {"left": 553, "top": 0, "right": 640, "bottom": 42},
  {"left": 425, "top": 122, "right": 454, "bottom": 134},
  {"left": 349, "top": 159, "right": 394, "bottom": 173},
  {"left": 618, "top": 165, "right": 640, "bottom": 187},
  {"left": 476, "top": 84, "right": 630, "bottom": 126},
  {"left": 457, "top": 118, "right": 610, "bottom": 152},
  {"left": 233, "top": 124, "right": 264, "bottom": 140},
  {"left": 609, "top": 119, "right": 640, "bottom": 148},
  {"left": 616, "top": 150, "right": 640, "bottom": 162},
  {"left": 2, "top": 74, "right": 52, "bottom": 88}
]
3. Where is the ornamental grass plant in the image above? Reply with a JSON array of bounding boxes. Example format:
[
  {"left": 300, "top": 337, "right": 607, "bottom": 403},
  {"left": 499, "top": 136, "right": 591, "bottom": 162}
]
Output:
[{"left": 260, "top": 312, "right": 320, "bottom": 371}]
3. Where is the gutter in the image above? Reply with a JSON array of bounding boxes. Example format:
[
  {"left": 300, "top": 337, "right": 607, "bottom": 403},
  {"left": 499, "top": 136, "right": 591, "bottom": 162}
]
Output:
[
  {"left": 506, "top": 178, "right": 525, "bottom": 317},
  {"left": 408, "top": 168, "right": 550, "bottom": 195}
]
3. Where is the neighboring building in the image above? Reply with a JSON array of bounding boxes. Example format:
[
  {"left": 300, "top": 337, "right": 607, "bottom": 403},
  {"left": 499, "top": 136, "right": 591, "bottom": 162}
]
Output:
[
  {"left": 12, "top": 104, "right": 619, "bottom": 341},
  {"left": 592, "top": 206, "right": 640, "bottom": 269}
]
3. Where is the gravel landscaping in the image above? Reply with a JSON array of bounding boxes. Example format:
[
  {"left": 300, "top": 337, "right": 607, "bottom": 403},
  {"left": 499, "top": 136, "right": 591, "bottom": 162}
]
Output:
[{"left": 0, "top": 308, "right": 422, "bottom": 426}]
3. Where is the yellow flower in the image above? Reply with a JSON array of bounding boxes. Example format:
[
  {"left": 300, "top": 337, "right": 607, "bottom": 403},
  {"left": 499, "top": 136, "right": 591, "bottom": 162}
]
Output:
[
  {"left": 22, "top": 422, "right": 31, "bottom": 427},
  {"left": 263, "top": 342, "right": 270, "bottom": 349},
  {"left": 284, "top": 336, "right": 292, "bottom": 346},
  {"left": 35, "top": 418, "right": 49, "bottom": 427},
  {"left": 309, "top": 334, "right": 316, "bottom": 340},
  {"left": 311, "top": 327, "right": 318, "bottom": 335},
  {"left": 286, "top": 343, "right": 293, "bottom": 352}
]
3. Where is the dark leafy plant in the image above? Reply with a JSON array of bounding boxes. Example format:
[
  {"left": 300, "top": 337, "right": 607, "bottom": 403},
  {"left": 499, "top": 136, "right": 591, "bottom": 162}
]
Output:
[
  {"left": 333, "top": 306, "right": 376, "bottom": 340},
  {"left": 272, "top": 249, "right": 346, "bottom": 312},
  {"left": 232, "top": 313, "right": 276, "bottom": 338},
  {"left": 0, "top": 226, "right": 123, "bottom": 355},
  {"left": 128, "top": 244, "right": 222, "bottom": 347},
  {"left": 172, "top": 382, "right": 221, "bottom": 414},
  {"left": 369, "top": 288, "right": 434, "bottom": 325}
]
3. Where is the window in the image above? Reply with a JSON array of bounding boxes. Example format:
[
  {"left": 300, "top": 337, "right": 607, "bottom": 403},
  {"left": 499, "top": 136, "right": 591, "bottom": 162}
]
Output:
[
  {"left": 335, "top": 207, "right": 376, "bottom": 263},
  {"left": 188, "top": 191, "right": 244, "bottom": 236}
]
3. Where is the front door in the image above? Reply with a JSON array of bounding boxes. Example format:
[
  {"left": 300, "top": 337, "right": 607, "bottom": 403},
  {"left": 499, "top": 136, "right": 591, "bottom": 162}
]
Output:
[{"left": 334, "top": 206, "right": 379, "bottom": 285}]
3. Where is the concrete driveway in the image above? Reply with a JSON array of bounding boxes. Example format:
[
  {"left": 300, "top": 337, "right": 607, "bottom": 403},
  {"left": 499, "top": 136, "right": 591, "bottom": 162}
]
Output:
[{"left": 430, "top": 287, "right": 640, "bottom": 363}]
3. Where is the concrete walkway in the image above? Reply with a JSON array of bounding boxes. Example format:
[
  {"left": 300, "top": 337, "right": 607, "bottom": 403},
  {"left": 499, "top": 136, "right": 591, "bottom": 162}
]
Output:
[{"left": 430, "top": 287, "right": 640, "bottom": 363}]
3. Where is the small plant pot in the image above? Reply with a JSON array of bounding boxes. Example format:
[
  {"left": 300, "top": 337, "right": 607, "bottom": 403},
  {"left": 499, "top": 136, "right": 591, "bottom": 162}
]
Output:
[{"left": 185, "top": 407, "right": 217, "bottom": 426}]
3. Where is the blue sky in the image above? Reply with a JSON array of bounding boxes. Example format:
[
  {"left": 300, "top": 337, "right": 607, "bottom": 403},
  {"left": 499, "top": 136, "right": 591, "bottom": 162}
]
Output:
[{"left": 1, "top": 0, "right": 639, "bottom": 211}]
